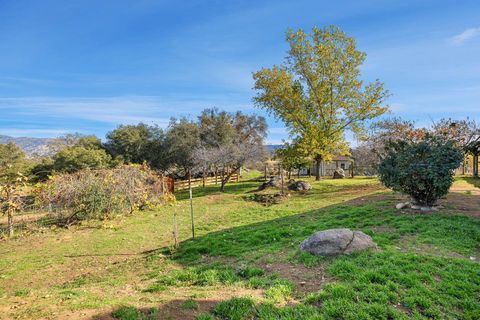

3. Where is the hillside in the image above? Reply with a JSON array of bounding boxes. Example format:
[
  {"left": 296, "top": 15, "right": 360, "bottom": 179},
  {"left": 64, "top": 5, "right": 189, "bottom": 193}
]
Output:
[{"left": 0, "top": 135, "right": 55, "bottom": 157}]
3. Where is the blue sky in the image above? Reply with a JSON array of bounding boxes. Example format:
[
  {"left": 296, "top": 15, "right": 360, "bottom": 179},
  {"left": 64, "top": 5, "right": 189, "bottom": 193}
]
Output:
[{"left": 0, "top": 0, "right": 479, "bottom": 144}]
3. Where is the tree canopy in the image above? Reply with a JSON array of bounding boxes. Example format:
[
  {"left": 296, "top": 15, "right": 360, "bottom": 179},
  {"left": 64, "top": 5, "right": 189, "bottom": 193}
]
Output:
[
  {"left": 275, "top": 142, "right": 310, "bottom": 176},
  {"left": 53, "top": 136, "right": 112, "bottom": 173},
  {"left": 253, "top": 25, "right": 389, "bottom": 180},
  {"left": 194, "top": 109, "right": 267, "bottom": 191},
  {"left": 0, "top": 143, "right": 28, "bottom": 183},
  {"left": 106, "top": 123, "right": 162, "bottom": 164},
  {"left": 165, "top": 118, "right": 201, "bottom": 178}
]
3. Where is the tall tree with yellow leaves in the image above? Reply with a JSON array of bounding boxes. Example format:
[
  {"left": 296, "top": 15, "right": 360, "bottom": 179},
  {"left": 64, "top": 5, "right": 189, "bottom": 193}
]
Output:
[{"left": 253, "top": 26, "right": 389, "bottom": 180}]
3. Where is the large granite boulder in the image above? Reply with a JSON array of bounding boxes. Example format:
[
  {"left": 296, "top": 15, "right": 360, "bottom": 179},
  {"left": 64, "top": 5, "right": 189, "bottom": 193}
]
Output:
[
  {"left": 333, "top": 168, "right": 346, "bottom": 179},
  {"left": 288, "top": 180, "right": 312, "bottom": 191},
  {"left": 300, "top": 228, "right": 377, "bottom": 256}
]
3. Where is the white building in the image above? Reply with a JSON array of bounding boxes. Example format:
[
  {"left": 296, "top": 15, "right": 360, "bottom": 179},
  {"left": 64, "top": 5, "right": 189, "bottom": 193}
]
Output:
[{"left": 299, "top": 156, "right": 353, "bottom": 177}]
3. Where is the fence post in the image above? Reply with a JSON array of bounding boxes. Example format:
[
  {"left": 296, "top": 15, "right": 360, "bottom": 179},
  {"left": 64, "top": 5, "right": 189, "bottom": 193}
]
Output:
[
  {"left": 188, "top": 173, "right": 195, "bottom": 240},
  {"left": 160, "top": 173, "right": 165, "bottom": 194},
  {"left": 280, "top": 163, "right": 284, "bottom": 195},
  {"left": 173, "top": 205, "right": 179, "bottom": 248}
]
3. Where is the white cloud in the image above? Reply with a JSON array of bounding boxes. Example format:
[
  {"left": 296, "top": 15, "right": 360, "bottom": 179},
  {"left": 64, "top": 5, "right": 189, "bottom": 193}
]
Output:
[
  {"left": 448, "top": 27, "right": 480, "bottom": 46},
  {"left": 0, "top": 128, "right": 70, "bottom": 137},
  {"left": 0, "top": 95, "right": 253, "bottom": 127},
  {"left": 268, "top": 127, "right": 288, "bottom": 135}
]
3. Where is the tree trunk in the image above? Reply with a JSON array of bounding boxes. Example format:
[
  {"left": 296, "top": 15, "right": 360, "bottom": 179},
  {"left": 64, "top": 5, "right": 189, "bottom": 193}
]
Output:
[
  {"left": 474, "top": 151, "right": 479, "bottom": 178},
  {"left": 160, "top": 173, "right": 165, "bottom": 194},
  {"left": 315, "top": 155, "right": 322, "bottom": 181},
  {"left": 220, "top": 166, "right": 239, "bottom": 192}
]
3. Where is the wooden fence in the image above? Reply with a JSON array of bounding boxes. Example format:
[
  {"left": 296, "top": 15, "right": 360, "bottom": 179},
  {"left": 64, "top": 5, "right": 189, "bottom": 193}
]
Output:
[{"left": 173, "top": 173, "right": 240, "bottom": 191}]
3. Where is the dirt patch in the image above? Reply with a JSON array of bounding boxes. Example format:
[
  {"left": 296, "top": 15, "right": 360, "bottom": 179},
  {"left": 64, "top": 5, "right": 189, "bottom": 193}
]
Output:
[
  {"left": 437, "top": 193, "right": 480, "bottom": 218},
  {"left": 258, "top": 260, "right": 331, "bottom": 295},
  {"left": 351, "top": 190, "right": 480, "bottom": 219},
  {"left": 205, "top": 194, "right": 224, "bottom": 202},
  {"left": 370, "top": 225, "right": 396, "bottom": 233},
  {"left": 345, "top": 192, "right": 392, "bottom": 207}
]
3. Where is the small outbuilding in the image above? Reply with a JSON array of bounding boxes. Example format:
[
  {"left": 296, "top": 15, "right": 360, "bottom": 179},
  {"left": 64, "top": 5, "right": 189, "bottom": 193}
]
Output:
[{"left": 298, "top": 155, "right": 353, "bottom": 177}]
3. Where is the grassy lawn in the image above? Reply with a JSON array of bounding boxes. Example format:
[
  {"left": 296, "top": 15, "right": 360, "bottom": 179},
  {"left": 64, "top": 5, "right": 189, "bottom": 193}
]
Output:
[{"left": 0, "top": 174, "right": 479, "bottom": 319}]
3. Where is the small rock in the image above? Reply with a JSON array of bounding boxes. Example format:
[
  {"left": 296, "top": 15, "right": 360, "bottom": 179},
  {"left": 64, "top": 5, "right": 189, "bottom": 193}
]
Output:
[
  {"left": 333, "top": 168, "right": 346, "bottom": 179},
  {"left": 259, "top": 177, "right": 283, "bottom": 190},
  {"left": 395, "top": 202, "right": 408, "bottom": 209},
  {"left": 470, "top": 256, "right": 476, "bottom": 261},
  {"left": 288, "top": 181, "right": 312, "bottom": 191},
  {"left": 410, "top": 204, "right": 421, "bottom": 210}
]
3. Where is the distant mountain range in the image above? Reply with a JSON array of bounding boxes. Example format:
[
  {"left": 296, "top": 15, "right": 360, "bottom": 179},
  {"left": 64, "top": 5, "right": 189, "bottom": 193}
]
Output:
[
  {"left": 0, "top": 135, "right": 56, "bottom": 157},
  {"left": 266, "top": 144, "right": 283, "bottom": 152}
]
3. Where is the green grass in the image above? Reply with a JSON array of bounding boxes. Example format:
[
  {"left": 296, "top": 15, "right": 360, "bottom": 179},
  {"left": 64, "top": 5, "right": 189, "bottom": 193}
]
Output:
[
  {"left": 180, "top": 298, "right": 199, "bottom": 310},
  {"left": 213, "top": 297, "right": 257, "bottom": 320},
  {"left": 0, "top": 174, "right": 478, "bottom": 319},
  {"left": 111, "top": 306, "right": 158, "bottom": 320},
  {"left": 462, "top": 176, "right": 480, "bottom": 188}
]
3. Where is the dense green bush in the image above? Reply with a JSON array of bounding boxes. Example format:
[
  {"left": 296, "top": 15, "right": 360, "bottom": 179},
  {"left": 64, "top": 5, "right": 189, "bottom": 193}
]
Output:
[
  {"left": 53, "top": 146, "right": 112, "bottom": 173},
  {"left": 378, "top": 136, "right": 463, "bottom": 206}
]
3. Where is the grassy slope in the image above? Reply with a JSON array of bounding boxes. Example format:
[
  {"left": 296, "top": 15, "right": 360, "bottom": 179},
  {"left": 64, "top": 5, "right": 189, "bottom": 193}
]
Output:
[{"left": 0, "top": 174, "right": 478, "bottom": 319}]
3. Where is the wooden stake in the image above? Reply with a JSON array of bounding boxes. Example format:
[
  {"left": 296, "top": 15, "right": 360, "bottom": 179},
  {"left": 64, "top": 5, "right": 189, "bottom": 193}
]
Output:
[
  {"left": 189, "top": 173, "right": 195, "bottom": 240},
  {"left": 172, "top": 205, "right": 178, "bottom": 248},
  {"left": 280, "top": 163, "right": 284, "bottom": 195}
]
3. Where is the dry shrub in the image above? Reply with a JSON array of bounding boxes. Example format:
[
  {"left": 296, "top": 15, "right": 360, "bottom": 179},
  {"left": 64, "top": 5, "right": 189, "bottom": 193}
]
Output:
[{"left": 35, "top": 164, "right": 169, "bottom": 223}]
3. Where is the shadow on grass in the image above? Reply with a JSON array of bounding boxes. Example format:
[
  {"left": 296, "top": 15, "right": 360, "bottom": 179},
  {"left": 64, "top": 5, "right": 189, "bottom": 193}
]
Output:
[
  {"left": 150, "top": 191, "right": 480, "bottom": 266},
  {"left": 92, "top": 299, "right": 219, "bottom": 320},
  {"left": 464, "top": 177, "right": 480, "bottom": 189},
  {"left": 92, "top": 191, "right": 480, "bottom": 320}
]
